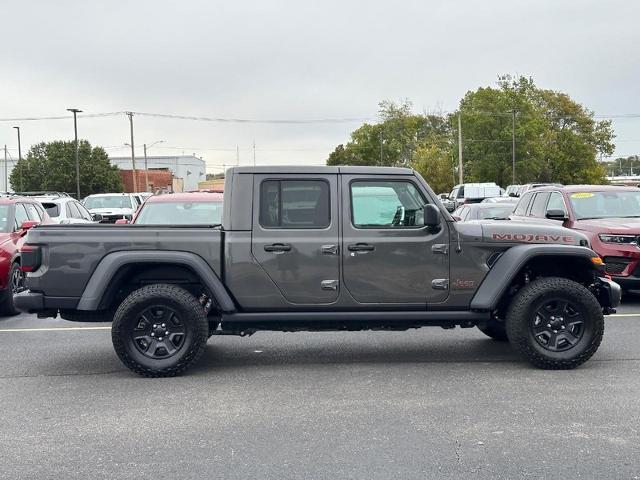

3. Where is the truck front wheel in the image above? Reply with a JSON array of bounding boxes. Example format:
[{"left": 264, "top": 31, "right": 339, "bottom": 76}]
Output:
[
  {"left": 505, "top": 277, "right": 604, "bottom": 369},
  {"left": 112, "top": 284, "right": 209, "bottom": 377}
]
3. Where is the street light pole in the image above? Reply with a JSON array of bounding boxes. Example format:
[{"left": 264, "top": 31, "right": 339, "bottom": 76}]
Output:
[
  {"left": 126, "top": 112, "right": 137, "bottom": 193},
  {"left": 67, "top": 108, "right": 82, "bottom": 199},
  {"left": 13, "top": 126, "right": 22, "bottom": 191},
  {"left": 142, "top": 140, "right": 163, "bottom": 192}
]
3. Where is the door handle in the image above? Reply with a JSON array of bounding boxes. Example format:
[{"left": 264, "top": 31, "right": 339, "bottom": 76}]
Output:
[
  {"left": 264, "top": 243, "right": 292, "bottom": 253},
  {"left": 347, "top": 243, "right": 375, "bottom": 252},
  {"left": 321, "top": 244, "right": 338, "bottom": 255}
]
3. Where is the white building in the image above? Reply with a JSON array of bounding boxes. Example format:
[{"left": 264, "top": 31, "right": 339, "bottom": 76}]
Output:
[{"left": 109, "top": 154, "right": 206, "bottom": 192}]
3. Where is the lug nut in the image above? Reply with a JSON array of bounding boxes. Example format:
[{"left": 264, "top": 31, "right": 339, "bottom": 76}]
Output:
[
  {"left": 150, "top": 333, "right": 155, "bottom": 337},
  {"left": 561, "top": 325, "right": 565, "bottom": 329},
  {"left": 158, "top": 337, "right": 163, "bottom": 341},
  {"left": 165, "top": 331, "right": 169, "bottom": 335},
  {"left": 547, "top": 324, "right": 551, "bottom": 328},
  {"left": 161, "top": 323, "right": 166, "bottom": 328}
]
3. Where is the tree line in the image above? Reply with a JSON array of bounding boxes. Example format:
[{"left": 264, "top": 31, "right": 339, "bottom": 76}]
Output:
[{"left": 327, "top": 75, "right": 616, "bottom": 193}]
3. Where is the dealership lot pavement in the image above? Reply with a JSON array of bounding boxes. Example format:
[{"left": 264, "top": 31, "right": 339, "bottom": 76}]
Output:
[{"left": 1, "top": 298, "right": 640, "bottom": 479}]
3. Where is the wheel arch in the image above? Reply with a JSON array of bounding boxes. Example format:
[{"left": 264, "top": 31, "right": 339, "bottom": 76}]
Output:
[
  {"left": 470, "top": 244, "right": 601, "bottom": 312},
  {"left": 76, "top": 251, "right": 236, "bottom": 312}
]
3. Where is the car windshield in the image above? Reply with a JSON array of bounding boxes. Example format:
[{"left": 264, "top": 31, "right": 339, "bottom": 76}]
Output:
[
  {"left": 569, "top": 191, "right": 640, "bottom": 219},
  {"left": 135, "top": 201, "right": 223, "bottom": 225},
  {"left": 0, "top": 205, "right": 10, "bottom": 232},
  {"left": 84, "top": 196, "right": 133, "bottom": 209},
  {"left": 478, "top": 205, "right": 513, "bottom": 219}
]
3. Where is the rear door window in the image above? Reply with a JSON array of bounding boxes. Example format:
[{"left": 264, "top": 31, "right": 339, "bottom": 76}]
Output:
[
  {"left": 259, "top": 180, "right": 330, "bottom": 229},
  {"left": 24, "top": 203, "right": 42, "bottom": 221},
  {"left": 529, "top": 192, "right": 550, "bottom": 217}
]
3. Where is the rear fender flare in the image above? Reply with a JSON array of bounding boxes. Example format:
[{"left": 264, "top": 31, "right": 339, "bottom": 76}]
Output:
[
  {"left": 469, "top": 244, "right": 599, "bottom": 311},
  {"left": 76, "top": 250, "right": 236, "bottom": 312}
]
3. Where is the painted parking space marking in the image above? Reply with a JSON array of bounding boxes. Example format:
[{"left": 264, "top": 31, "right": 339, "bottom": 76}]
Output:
[{"left": 0, "top": 326, "right": 111, "bottom": 333}]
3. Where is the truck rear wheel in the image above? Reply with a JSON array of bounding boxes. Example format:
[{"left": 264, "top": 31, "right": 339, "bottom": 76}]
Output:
[
  {"left": 505, "top": 277, "right": 604, "bottom": 369},
  {"left": 112, "top": 284, "right": 209, "bottom": 377}
]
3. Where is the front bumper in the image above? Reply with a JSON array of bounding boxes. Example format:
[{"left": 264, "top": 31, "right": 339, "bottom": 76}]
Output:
[{"left": 596, "top": 277, "right": 621, "bottom": 312}]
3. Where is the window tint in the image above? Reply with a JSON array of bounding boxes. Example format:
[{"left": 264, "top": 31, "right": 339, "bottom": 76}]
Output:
[
  {"left": 529, "top": 192, "right": 550, "bottom": 217},
  {"left": 259, "top": 180, "right": 330, "bottom": 229},
  {"left": 351, "top": 180, "right": 426, "bottom": 228},
  {"left": 42, "top": 203, "right": 60, "bottom": 217},
  {"left": 513, "top": 193, "right": 533, "bottom": 216},
  {"left": 14, "top": 204, "right": 29, "bottom": 230},
  {"left": 547, "top": 192, "right": 566, "bottom": 214}
]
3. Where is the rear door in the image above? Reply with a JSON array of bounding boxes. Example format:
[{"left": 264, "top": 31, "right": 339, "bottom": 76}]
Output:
[
  {"left": 251, "top": 174, "right": 340, "bottom": 305},
  {"left": 341, "top": 175, "right": 449, "bottom": 305}
]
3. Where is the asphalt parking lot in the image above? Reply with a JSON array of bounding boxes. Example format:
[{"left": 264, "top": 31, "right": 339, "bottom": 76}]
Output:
[{"left": 1, "top": 298, "right": 640, "bottom": 479}]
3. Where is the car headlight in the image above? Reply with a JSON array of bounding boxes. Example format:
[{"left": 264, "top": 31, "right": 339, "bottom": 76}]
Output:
[{"left": 598, "top": 234, "right": 637, "bottom": 244}]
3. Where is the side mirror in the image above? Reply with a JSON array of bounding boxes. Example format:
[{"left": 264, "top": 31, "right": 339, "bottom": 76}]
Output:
[
  {"left": 546, "top": 209, "right": 568, "bottom": 221},
  {"left": 423, "top": 204, "right": 441, "bottom": 228},
  {"left": 21, "top": 220, "right": 39, "bottom": 231},
  {"left": 92, "top": 213, "right": 103, "bottom": 222},
  {"left": 115, "top": 218, "right": 129, "bottom": 224}
]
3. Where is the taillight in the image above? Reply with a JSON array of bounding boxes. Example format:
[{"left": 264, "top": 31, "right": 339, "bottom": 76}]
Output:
[{"left": 19, "top": 244, "right": 41, "bottom": 272}]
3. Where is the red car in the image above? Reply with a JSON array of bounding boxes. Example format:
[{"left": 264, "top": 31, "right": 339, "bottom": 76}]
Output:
[
  {"left": 0, "top": 196, "right": 51, "bottom": 315},
  {"left": 117, "top": 192, "right": 224, "bottom": 225},
  {"left": 511, "top": 185, "right": 640, "bottom": 289}
]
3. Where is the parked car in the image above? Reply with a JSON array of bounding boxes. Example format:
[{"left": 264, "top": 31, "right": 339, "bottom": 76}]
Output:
[
  {"left": 437, "top": 193, "right": 456, "bottom": 212},
  {"left": 118, "top": 192, "right": 223, "bottom": 225},
  {"left": 515, "top": 183, "right": 562, "bottom": 197},
  {"left": 510, "top": 185, "right": 640, "bottom": 289},
  {"left": 504, "top": 185, "right": 521, "bottom": 197},
  {"left": 35, "top": 196, "right": 99, "bottom": 224},
  {"left": 482, "top": 196, "right": 519, "bottom": 204},
  {"left": 0, "top": 196, "right": 51, "bottom": 315},
  {"left": 453, "top": 203, "right": 514, "bottom": 221},
  {"left": 16, "top": 166, "right": 619, "bottom": 376},
  {"left": 449, "top": 182, "right": 501, "bottom": 209},
  {"left": 82, "top": 193, "right": 139, "bottom": 223}
]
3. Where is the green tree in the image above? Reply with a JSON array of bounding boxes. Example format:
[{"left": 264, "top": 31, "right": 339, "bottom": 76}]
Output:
[
  {"left": 10, "top": 140, "right": 123, "bottom": 196},
  {"left": 412, "top": 143, "right": 455, "bottom": 194},
  {"left": 456, "top": 75, "right": 614, "bottom": 185}
]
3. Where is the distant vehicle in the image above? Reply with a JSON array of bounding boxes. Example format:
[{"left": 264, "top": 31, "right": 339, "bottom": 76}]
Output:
[
  {"left": 482, "top": 196, "right": 519, "bottom": 204},
  {"left": 0, "top": 196, "right": 51, "bottom": 315},
  {"left": 35, "top": 196, "right": 100, "bottom": 224},
  {"left": 437, "top": 193, "right": 456, "bottom": 212},
  {"left": 117, "top": 191, "right": 223, "bottom": 225},
  {"left": 133, "top": 192, "right": 153, "bottom": 205},
  {"left": 511, "top": 184, "right": 640, "bottom": 290},
  {"left": 515, "top": 183, "right": 562, "bottom": 197},
  {"left": 82, "top": 193, "right": 139, "bottom": 223},
  {"left": 504, "top": 185, "right": 521, "bottom": 197},
  {"left": 16, "top": 191, "right": 70, "bottom": 198},
  {"left": 449, "top": 182, "right": 501, "bottom": 208},
  {"left": 452, "top": 203, "right": 514, "bottom": 221}
]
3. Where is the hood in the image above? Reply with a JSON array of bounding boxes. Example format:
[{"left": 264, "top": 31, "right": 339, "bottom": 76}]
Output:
[
  {"left": 572, "top": 218, "right": 640, "bottom": 234},
  {"left": 87, "top": 207, "right": 134, "bottom": 215},
  {"left": 478, "top": 220, "right": 588, "bottom": 246}
]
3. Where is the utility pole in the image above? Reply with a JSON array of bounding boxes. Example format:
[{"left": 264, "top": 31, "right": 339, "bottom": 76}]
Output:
[
  {"left": 66, "top": 109, "right": 82, "bottom": 198},
  {"left": 126, "top": 112, "right": 137, "bottom": 192},
  {"left": 512, "top": 110, "right": 516, "bottom": 184},
  {"left": 143, "top": 144, "right": 149, "bottom": 192},
  {"left": 13, "top": 126, "right": 23, "bottom": 191},
  {"left": 457, "top": 113, "right": 463, "bottom": 184}
]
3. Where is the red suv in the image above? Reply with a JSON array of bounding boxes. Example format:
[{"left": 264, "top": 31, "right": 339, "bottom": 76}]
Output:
[
  {"left": 0, "top": 197, "right": 51, "bottom": 315},
  {"left": 511, "top": 185, "right": 640, "bottom": 289}
]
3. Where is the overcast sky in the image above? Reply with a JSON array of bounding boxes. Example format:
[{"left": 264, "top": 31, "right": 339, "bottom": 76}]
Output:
[{"left": 1, "top": 0, "right": 639, "bottom": 177}]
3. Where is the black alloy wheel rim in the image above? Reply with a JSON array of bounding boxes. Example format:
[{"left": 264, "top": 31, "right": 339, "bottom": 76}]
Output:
[
  {"left": 131, "top": 305, "right": 187, "bottom": 359},
  {"left": 531, "top": 298, "right": 585, "bottom": 352},
  {"left": 11, "top": 267, "right": 25, "bottom": 294}
]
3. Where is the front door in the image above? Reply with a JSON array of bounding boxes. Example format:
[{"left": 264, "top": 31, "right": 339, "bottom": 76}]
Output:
[
  {"left": 251, "top": 174, "right": 340, "bottom": 305},
  {"left": 341, "top": 175, "right": 450, "bottom": 305}
]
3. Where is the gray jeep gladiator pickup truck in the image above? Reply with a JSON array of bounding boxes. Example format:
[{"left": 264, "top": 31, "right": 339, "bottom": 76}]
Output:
[{"left": 15, "top": 166, "right": 621, "bottom": 377}]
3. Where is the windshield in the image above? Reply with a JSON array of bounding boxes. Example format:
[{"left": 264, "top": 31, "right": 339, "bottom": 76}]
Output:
[
  {"left": 84, "top": 195, "right": 134, "bottom": 210},
  {"left": 569, "top": 191, "right": 640, "bottom": 219},
  {"left": 135, "top": 201, "right": 223, "bottom": 225},
  {"left": 0, "top": 205, "right": 9, "bottom": 232},
  {"left": 478, "top": 205, "right": 513, "bottom": 219}
]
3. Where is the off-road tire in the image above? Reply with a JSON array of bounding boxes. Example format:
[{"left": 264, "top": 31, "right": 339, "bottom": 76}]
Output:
[
  {"left": 505, "top": 277, "right": 604, "bottom": 370},
  {"left": 0, "top": 263, "right": 24, "bottom": 317},
  {"left": 477, "top": 320, "right": 508, "bottom": 341},
  {"left": 112, "top": 284, "right": 209, "bottom": 377}
]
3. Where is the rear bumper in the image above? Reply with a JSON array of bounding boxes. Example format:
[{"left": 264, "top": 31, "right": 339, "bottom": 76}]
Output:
[
  {"left": 13, "top": 291, "right": 79, "bottom": 314},
  {"left": 610, "top": 275, "right": 640, "bottom": 289}
]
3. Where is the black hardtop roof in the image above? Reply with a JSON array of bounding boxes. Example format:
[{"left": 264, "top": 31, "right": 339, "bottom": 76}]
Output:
[{"left": 229, "top": 165, "right": 415, "bottom": 175}]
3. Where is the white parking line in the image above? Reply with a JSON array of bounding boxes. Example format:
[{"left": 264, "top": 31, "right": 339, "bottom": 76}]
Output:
[
  {"left": 0, "top": 326, "right": 111, "bottom": 333},
  {"left": 609, "top": 313, "right": 640, "bottom": 317}
]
